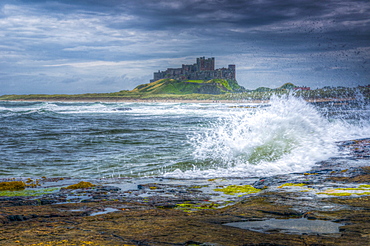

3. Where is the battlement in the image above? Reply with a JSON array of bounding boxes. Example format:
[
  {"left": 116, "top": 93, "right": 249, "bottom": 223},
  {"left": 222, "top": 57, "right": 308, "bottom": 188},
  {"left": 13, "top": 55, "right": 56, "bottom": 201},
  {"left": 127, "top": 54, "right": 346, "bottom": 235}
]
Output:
[{"left": 151, "top": 57, "right": 235, "bottom": 82}]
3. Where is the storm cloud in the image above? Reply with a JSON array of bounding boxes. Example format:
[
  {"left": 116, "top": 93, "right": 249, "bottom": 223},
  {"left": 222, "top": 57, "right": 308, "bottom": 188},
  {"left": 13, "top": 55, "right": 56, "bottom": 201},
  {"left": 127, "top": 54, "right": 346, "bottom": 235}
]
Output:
[{"left": 0, "top": 0, "right": 369, "bottom": 94}]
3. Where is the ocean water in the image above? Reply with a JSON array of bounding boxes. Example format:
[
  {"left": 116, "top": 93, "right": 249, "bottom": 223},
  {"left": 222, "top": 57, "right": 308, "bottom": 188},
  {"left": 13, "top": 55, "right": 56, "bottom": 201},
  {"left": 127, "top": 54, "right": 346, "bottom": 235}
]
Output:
[{"left": 0, "top": 96, "right": 369, "bottom": 179}]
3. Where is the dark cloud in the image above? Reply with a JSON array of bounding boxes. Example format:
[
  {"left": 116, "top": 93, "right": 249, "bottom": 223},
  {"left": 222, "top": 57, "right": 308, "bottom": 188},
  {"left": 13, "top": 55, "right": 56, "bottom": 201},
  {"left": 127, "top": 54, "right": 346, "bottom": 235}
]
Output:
[{"left": 0, "top": 0, "right": 369, "bottom": 94}]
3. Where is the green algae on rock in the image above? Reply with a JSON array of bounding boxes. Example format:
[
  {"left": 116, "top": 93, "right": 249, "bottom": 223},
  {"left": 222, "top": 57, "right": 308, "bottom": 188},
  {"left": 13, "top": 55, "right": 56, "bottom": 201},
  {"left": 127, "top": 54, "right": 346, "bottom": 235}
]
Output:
[
  {"left": 317, "top": 184, "right": 370, "bottom": 196},
  {"left": 175, "top": 201, "right": 220, "bottom": 212},
  {"left": 0, "top": 187, "right": 59, "bottom": 197},
  {"left": 278, "top": 183, "right": 307, "bottom": 188},
  {"left": 359, "top": 184, "right": 370, "bottom": 188},
  {"left": 213, "top": 185, "right": 261, "bottom": 196}
]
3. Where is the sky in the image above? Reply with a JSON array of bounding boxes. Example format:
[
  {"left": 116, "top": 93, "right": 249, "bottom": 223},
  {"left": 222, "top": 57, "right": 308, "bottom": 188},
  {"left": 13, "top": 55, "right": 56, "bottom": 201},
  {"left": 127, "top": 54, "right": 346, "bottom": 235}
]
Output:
[{"left": 0, "top": 0, "right": 369, "bottom": 95}]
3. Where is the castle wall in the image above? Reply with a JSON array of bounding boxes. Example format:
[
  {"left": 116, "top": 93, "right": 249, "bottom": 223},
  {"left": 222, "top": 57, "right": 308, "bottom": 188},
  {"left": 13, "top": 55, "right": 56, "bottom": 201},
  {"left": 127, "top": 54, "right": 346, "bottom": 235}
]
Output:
[{"left": 151, "top": 57, "right": 235, "bottom": 82}]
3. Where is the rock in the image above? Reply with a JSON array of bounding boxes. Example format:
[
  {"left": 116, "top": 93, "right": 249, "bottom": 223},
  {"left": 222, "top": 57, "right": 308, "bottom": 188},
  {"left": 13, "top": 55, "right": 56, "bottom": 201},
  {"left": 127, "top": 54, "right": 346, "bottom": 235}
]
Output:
[
  {"left": 6, "top": 215, "right": 25, "bottom": 221},
  {"left": 0, "top": 181, "right": 26, "bottom": 191},
  {"left": 114, "top": 107, "right": 132, "bottom": 111},
  {"left": 0, "top": 139, "right": 370, "bottom": 245},
  {"left": 62, "top": 181, "right": 95, "bottom": 189}
]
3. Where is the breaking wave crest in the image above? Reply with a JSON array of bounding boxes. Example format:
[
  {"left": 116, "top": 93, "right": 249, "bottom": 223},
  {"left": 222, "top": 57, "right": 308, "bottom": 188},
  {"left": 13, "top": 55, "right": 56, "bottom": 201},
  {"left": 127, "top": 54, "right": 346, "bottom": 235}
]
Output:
[{"left": 165, "top": 95, "right": 368, "bottom": 178}]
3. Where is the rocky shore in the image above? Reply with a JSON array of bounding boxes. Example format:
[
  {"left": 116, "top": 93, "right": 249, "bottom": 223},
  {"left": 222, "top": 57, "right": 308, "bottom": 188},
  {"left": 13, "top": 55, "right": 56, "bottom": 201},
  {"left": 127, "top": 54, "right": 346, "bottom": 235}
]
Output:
[{"left": 0, "top": 139, "right": 369, "bottom": 246}]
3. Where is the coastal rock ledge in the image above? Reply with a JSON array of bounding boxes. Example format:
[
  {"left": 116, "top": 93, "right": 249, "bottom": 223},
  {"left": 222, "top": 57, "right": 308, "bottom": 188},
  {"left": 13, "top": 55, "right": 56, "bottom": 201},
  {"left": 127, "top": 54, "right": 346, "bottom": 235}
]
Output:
[{"left": 0, "top": 139, "right": 369, "bottom": 246}]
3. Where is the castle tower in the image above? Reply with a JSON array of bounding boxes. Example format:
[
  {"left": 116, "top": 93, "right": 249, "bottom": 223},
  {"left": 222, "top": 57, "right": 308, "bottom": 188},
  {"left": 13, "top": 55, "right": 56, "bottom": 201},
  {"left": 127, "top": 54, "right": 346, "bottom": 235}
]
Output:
[
  {"left": 228, "top": 64, "right": 236, "bottom": 80},
  {"left": 197, "top": 57, "right": 215, "bottom": 71}
]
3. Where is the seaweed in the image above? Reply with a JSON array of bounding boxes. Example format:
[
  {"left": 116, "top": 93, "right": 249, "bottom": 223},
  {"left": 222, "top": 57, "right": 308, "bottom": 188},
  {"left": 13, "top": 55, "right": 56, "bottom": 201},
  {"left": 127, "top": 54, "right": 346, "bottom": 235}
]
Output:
[
  {"left": 0, "top": 181, "right": 26, "bottom": 191},
  {"left": 278, "top": 183, "right": 307, "bottom": 188},
  {"left": 213, "top": 185, "right": 261, "bottom": 196},
  {"left": 62, "top": 181, "right": 95, "bottom": 189},
  {"left": 0, "top": 187, "right": 59, "bottom": 197}
]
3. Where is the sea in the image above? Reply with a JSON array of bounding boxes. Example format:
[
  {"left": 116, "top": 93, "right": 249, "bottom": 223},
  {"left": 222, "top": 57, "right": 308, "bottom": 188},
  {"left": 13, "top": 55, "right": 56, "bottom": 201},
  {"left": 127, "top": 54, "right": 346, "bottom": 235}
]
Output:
[{"left": 1, "top": 95, "right": 369, "bottom": 180}]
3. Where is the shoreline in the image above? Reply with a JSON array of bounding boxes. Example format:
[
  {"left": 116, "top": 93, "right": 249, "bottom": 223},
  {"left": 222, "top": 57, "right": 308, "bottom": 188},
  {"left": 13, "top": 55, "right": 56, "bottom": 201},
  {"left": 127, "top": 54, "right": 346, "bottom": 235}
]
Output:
[
  {"left": 0, "top": 97, "right": 356, "bottom": 104},
  {"left": 0, "top": 139, "right": 369, "bottom": 245}
]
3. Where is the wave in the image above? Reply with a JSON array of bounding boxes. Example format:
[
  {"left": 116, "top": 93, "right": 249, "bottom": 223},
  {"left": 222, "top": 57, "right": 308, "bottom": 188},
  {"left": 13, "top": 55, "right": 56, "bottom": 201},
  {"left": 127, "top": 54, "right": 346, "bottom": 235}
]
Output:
[
  {"left": 164, "top": 95, "right": 370, "bottom": 178},
  {"left": 0, "top": 101, "right": 238, "bottom": 117},
  {"left": 1, "top": 98, "right": 369, "bottom": 179},
  {"left": 0, "top": 101, "right": 116, "bottom": 115}
]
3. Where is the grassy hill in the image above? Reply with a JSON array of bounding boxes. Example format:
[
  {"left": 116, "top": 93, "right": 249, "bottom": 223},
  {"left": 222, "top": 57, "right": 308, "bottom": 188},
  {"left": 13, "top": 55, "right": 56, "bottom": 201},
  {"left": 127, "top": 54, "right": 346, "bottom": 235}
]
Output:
[
  {"left": 131, "top": 79, "right": 246, "bottom": 95},
  {"left": 0, "top": 81, "right": 368, "bottom": 102}
]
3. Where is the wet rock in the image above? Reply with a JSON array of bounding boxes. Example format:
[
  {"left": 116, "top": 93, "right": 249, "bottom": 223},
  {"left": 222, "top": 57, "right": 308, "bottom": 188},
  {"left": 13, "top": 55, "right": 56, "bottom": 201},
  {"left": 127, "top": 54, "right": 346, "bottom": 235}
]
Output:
[
  {"left": 0, "top": 140, "right": 370, "bottom": 245},
  {"left": 327, "top": 166, "right": 370, "bottom": 183},
  {"left": 62, "top": 181, "right": 95, "bottom": 189},
  {"left": 6, "top": 215, "right": 26, "bottom": 222},
  {"left": 0, "top": 181, "right": 26, "bottom": 191},
  {"left": 253, "top": 178, "right": 272, "bottom": 189},
  {"left": 114, "top": 107, "right": 132, "bottom": 111},
  {"left": 0, "top": 188, "right": 369, "bottom": 245},
  {"left": 96, "top": 186, "right": 121, "bottom": 192}
]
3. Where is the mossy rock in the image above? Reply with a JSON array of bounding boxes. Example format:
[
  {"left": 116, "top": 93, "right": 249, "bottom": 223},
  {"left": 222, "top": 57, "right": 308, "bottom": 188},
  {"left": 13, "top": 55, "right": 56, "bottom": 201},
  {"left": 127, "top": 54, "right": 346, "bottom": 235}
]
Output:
[
  {"left": 63, "top": 181, "right": 95, "bottom": 189},
  {"left": 317, "top": 185, "right": 370, "bottom": 196},
  {"left": 0, "top": 187, "right": 59, "bottom": 197},
  {"left": 213, "top": 185, "right": 261, "bottom": 196},
  {"left": 0, "top": 181, "right": 26, "bottom": 191},
  {"left": 278, "top": 183, "right": 307, "bottom": 188},
  {"left": 175, "top": 202, "right": 220, "bottom": 212}
]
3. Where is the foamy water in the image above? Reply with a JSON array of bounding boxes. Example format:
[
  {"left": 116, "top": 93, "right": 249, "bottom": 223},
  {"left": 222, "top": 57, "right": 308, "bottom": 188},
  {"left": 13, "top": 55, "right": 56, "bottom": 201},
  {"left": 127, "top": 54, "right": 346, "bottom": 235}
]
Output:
[
  {"left": 0, "top": 96, "right": 369, "bottom": 179},
  {"left": 165, "top": 96, "right": 370, "bottom": 178}
]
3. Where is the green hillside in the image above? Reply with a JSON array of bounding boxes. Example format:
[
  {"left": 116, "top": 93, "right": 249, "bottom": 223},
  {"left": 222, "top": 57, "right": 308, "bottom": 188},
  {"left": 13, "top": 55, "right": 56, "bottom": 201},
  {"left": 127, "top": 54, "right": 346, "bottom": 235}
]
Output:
[
  {"left": 1, "top": 82, "right": 368, "bottom": 102},
  {"left": 278, "top": 83, "right": 296, "bottom": 90},
  {"left": 131, "top": 79, "right": 246, "bottom": 95}
]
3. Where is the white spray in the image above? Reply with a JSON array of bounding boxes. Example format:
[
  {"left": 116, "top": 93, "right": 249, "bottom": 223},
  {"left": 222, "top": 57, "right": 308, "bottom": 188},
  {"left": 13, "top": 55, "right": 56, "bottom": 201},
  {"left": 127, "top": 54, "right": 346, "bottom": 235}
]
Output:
[{"left": 165, "top": 95, "right": 369, "bottom": 178}]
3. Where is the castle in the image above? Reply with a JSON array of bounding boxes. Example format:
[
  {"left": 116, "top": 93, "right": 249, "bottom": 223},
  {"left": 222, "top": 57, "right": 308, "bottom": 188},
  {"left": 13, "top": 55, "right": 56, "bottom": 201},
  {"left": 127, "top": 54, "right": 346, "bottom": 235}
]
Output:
[{"left": 150, "top": 57, "right": 236, "bottom": 82}]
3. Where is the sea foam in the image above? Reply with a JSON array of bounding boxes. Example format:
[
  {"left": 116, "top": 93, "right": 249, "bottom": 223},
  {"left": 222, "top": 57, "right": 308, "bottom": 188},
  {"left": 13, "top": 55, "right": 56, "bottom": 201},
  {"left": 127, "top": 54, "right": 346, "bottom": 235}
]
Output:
[{"left": 164, "top": 95, "right": 368, "bottom": 178}]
